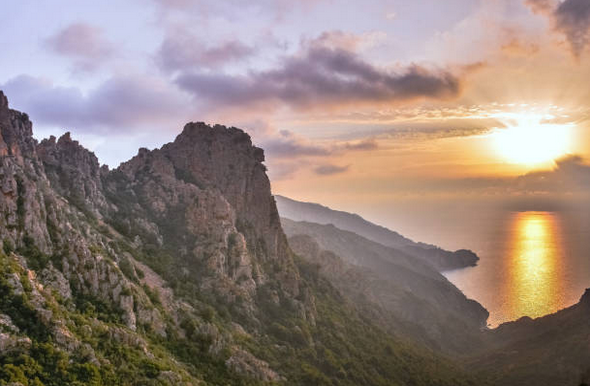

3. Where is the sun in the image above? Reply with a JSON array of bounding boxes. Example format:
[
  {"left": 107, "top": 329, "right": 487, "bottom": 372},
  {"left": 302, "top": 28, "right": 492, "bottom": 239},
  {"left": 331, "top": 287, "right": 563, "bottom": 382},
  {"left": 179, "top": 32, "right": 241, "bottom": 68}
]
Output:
[{"left": 492, "top": 113, "right": 572, "bottom": 166}]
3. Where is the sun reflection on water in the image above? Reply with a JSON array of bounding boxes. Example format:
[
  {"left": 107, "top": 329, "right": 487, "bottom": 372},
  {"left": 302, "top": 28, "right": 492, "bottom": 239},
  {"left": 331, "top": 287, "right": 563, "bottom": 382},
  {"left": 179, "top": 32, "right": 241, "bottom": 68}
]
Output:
[{"left": 505, "top": 212, "right": 565, "bottom": 321}]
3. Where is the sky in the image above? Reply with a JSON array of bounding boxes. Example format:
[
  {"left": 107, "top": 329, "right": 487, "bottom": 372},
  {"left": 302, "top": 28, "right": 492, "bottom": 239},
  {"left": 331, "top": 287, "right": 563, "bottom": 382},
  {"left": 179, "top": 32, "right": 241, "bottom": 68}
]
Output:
[{"left": 2, "top": 0, "right": 590, "bottom": 234}]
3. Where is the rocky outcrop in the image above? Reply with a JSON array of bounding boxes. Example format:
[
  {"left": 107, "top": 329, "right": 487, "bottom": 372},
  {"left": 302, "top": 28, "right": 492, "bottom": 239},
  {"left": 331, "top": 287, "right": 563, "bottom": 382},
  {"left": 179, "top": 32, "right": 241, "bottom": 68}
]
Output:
[
  {"left": 0, "top": 91, "right": 53, "bottom": 254},
  {"left": 104, "top": 122, "right": 300, "bottom": 305},
  {"left": 0, "top": 92, "right": 169, "bottom": 352},
  {"left": 161, "top": 123, "right": 288, "bottom": 263},
  {"left": 580, "top": 288, "right": 590, "bottom": 307},
  {"left": 38, "top": 132, "right": 110, "bottom": 217},
  {"left": 0, "top": 313, "right": 31, "bottom": 355},
  {"left": 116, "top": 123, "right": 288, "bottom": 262},
  {"left": 225, "top": 348, "right": 283, "bottom": 382}
]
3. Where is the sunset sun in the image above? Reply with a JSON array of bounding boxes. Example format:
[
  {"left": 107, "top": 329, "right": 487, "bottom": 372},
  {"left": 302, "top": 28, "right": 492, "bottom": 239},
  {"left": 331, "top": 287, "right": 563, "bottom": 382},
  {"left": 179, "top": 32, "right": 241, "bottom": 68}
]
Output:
[{"left": 493, "top": 114, "right": 572, "bottom": 165}]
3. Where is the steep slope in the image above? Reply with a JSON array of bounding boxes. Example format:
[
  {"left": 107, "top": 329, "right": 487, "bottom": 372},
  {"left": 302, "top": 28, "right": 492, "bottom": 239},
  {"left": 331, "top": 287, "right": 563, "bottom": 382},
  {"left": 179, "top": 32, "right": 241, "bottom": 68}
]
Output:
[
  {"left": 0, "top": 91, "right": 481, "bottom": 386},
  {"left": 276, "top": 195, "right": 478, "bottom": 270},
  {"left": 0, "top": 94, "right": 205, "bottom": 385},
  {"left": 470, "top": 289, "right": 590, "bottom": 386},
  {"left": 102, "top": 122, "right": 299, "bottom": 313},
  {"left": 282, "top": 219, "right": 488, "bottom": 356}
]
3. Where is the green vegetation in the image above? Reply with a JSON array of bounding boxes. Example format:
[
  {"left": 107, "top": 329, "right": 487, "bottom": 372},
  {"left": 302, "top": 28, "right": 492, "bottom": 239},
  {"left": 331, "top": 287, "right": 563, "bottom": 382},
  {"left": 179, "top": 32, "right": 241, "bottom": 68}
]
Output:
[
  {"left": 244, "top": 255, "right": 479, "bottom": 386},
  {"left": 0, "top": 123, "right": 484, "bottom": 386},
  {"left": 0, "top": 252, "right": 193, "bottom": 386}
]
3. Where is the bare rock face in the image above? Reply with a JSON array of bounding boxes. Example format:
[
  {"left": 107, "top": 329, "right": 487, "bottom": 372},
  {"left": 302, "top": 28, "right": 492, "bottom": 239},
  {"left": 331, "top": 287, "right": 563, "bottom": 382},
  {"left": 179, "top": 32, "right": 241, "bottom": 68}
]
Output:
[
  {"left": 117, "top": 122, "right": 288, "bottom": 261},
  {"left": 161, "top": 123, "right": 287, "bottom": 262},
  {"left": 38, "top": 132, "right": 110, "bottom": 218},
  {"left": 106, "top": 122, "right": 299, "bottom": 303},
  {"left": 0, "top": 92, "right": 165, "bottom": 335},
  {"left": 0, "top": 91, "right": 53, "bottom": 254},
  {"left": 0, "top": 93, "right": 306, "bottom": 382},
  {"left": 225, "top": 348, "right": 284, "bottom": 382},
  {"left": 0, "top": 91, "right": 37, "bottom": 162}
]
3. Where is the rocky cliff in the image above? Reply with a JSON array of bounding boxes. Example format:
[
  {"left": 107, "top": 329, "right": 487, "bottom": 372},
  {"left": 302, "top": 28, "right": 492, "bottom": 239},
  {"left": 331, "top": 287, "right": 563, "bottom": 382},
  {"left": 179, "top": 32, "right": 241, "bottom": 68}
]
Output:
[
  {"left": 0, "top": 91, "right": 480, "bottom": 386},
  {"left": 103, "top": 122, "right": 300, "bottom": 308}
]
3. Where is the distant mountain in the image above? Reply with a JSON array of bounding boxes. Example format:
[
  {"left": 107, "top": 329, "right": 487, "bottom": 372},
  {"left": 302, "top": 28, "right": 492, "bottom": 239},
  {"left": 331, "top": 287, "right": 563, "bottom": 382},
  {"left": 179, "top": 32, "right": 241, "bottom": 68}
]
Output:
[
  {"left": 282, "top": 218, "right": 488, "bottom": 355},
  {"left": 279, "top": 203, "right": 590, "bottom": 385},
  {"left": 276, "top": 195, "right": 479, "bottom": 271}
]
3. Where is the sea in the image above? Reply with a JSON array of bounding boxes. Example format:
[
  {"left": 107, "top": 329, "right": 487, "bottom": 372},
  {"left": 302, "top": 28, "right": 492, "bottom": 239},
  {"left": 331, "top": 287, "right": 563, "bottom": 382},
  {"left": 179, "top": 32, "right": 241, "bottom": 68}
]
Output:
[{"left": 364, "top": 200, "right": 590, "bottom": 327}]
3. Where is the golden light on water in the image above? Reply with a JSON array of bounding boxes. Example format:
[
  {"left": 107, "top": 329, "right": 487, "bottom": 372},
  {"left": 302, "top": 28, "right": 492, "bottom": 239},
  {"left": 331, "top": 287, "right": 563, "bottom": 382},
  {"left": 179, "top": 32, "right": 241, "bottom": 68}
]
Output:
[
  {"left": 492, "top": 113, "right": 573, "bottom": 165},
  {"left": 505, "top": 212, "right": 565, "bottom": 321}
]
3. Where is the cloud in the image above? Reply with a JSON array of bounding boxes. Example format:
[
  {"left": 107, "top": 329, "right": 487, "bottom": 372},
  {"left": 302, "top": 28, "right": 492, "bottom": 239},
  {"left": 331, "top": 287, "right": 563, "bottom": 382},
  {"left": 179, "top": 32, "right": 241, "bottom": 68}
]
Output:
[
  {"left": 343, "top": 138, "right": 379, "bottom": 151},
  {"left": 314, "top": 163, "right": 350, "bottom": 175},
  {"left": 152, "top": 0, "right": 322, "bottom": 20},
  {"left": 379, "top": 126, "right": 491, "bottom": 141},
  {"left": 525, "top": 0, "right": 557, "bottom": 14},
  {"left": 266, "top": 160, "right": 309, "bottom": 180},
  {"left": 175, "top": 45, "right": 462, "bottom": 111},
  {"left": 1, "top": 74, "right": 188, "bottom": 131},
  {"left": 45, "top": 23, "right": 114, "bottom": 72},
  {"left": 153, "top": 0, "right": 193, "bottom": 9},
  {"left": 554, "top": 0, "right": 590, "bottom": 57},
  {"left": 156, "top": 28, "right": 254, "bottom": 72},
  {"left": 263, "top": 130, "right": 331, "bottom": 158},
  {"left": 259, "top": 129, "right": 381, "bottom": 159},
  {"left": 514, "top": 154, "right": 590, "bottom": 192},
  {"left": 309, "top": 30, "right": 387, "bottom": 52},
  {"left": 501, "top": 38, "right": 540, "bottom": 56},
  {"left": 388, "top": 155, "right": 590, "bottom": 197},
  {"left": 524, "top": 0, "right": 590, "bottom": 57}
]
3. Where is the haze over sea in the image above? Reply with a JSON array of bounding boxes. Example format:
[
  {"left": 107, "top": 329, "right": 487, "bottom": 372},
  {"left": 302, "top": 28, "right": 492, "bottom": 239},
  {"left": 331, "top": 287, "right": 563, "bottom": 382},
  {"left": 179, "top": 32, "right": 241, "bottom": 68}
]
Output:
[{"left": 355, "top": 199, "right": 590, "bottom": 327}]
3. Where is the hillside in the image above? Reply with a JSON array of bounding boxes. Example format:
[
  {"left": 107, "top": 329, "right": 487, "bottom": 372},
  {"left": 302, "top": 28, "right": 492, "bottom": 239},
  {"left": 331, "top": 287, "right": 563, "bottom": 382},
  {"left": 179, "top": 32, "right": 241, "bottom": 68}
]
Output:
[
  {"left": 282, "top": 219, "right": 488, "bottom": 356},
  {"left": 280, "top": 215, "right": 590, "bottom": 385},
  {"left": 275, "top": 195, "right": 479, "bottom": 270},
  {"left": 0, "top": 90, "right": 481, "bottom": 386},
  {"left": 470, "top": 289, "right": 590, "bottom": 385}
]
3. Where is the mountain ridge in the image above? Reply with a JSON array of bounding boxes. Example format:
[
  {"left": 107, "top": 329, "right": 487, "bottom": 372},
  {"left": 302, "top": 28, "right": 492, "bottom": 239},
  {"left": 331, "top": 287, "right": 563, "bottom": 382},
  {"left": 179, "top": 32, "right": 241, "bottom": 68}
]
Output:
[
  {"left": 0, "top": 90, "right": 480, "bottom": 386},
  {"left": 281, "top": 219, "right": 489, "bottom": 355},
  {"left": 275, "top": 195, "right": 479, "bottom": 271},
  {"left": 2, "top": 89, "right": 588, "bottom": 386}
]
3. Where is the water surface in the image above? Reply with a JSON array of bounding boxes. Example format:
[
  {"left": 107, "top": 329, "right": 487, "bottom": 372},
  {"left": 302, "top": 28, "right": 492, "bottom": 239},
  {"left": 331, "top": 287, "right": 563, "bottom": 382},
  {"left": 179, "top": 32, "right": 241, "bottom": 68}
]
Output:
[{"left": 444, "top": 210, "right": 590, "bottom": 327}]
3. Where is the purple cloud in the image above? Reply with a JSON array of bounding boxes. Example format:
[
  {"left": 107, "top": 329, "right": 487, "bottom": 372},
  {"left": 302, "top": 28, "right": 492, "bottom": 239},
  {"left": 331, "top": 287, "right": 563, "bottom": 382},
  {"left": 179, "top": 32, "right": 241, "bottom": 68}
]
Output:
[
  {"left": 343, "top": 138, "right": 378, "bottom": 151},
  {"left": 398, "top": 155, "right": 590, "bottom": 195},
  {"left": 1, "top": 75, "right": 188, "bottom": 131},
  {"left": 262, "top": 130, "right": 331, "bottom": 158},
  {"left": 152, "top": 0, "right": 322, "bottom": 21},
  {"left": 525, "top": 0, "right": 556, "bottom": 14},
  {"left": 156, "top": 29, "right": 254, "bottom": 72},
  {"left": 515, "top": 154, "right": 590, "bottom": 192},
  {"left": 554, "top": 0, "right": 590, "bottom": 57},
  {"left": 525, "top": 0, "right": 590, "bottom": 57},
  {"left": 259, "top": 130, "right": 380, "bottom": 159},
  {"left": 266, "top": 160, "right": 309, "bottom": 180},
  {"left": 314, "top": 163, "right": 351, "bottom": 175},
  {"left": 175, "top": 46, "right": 462, "bottom": 111},
  {"left": 46, "top": 23, "right": 114, "bottom": 71}
]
